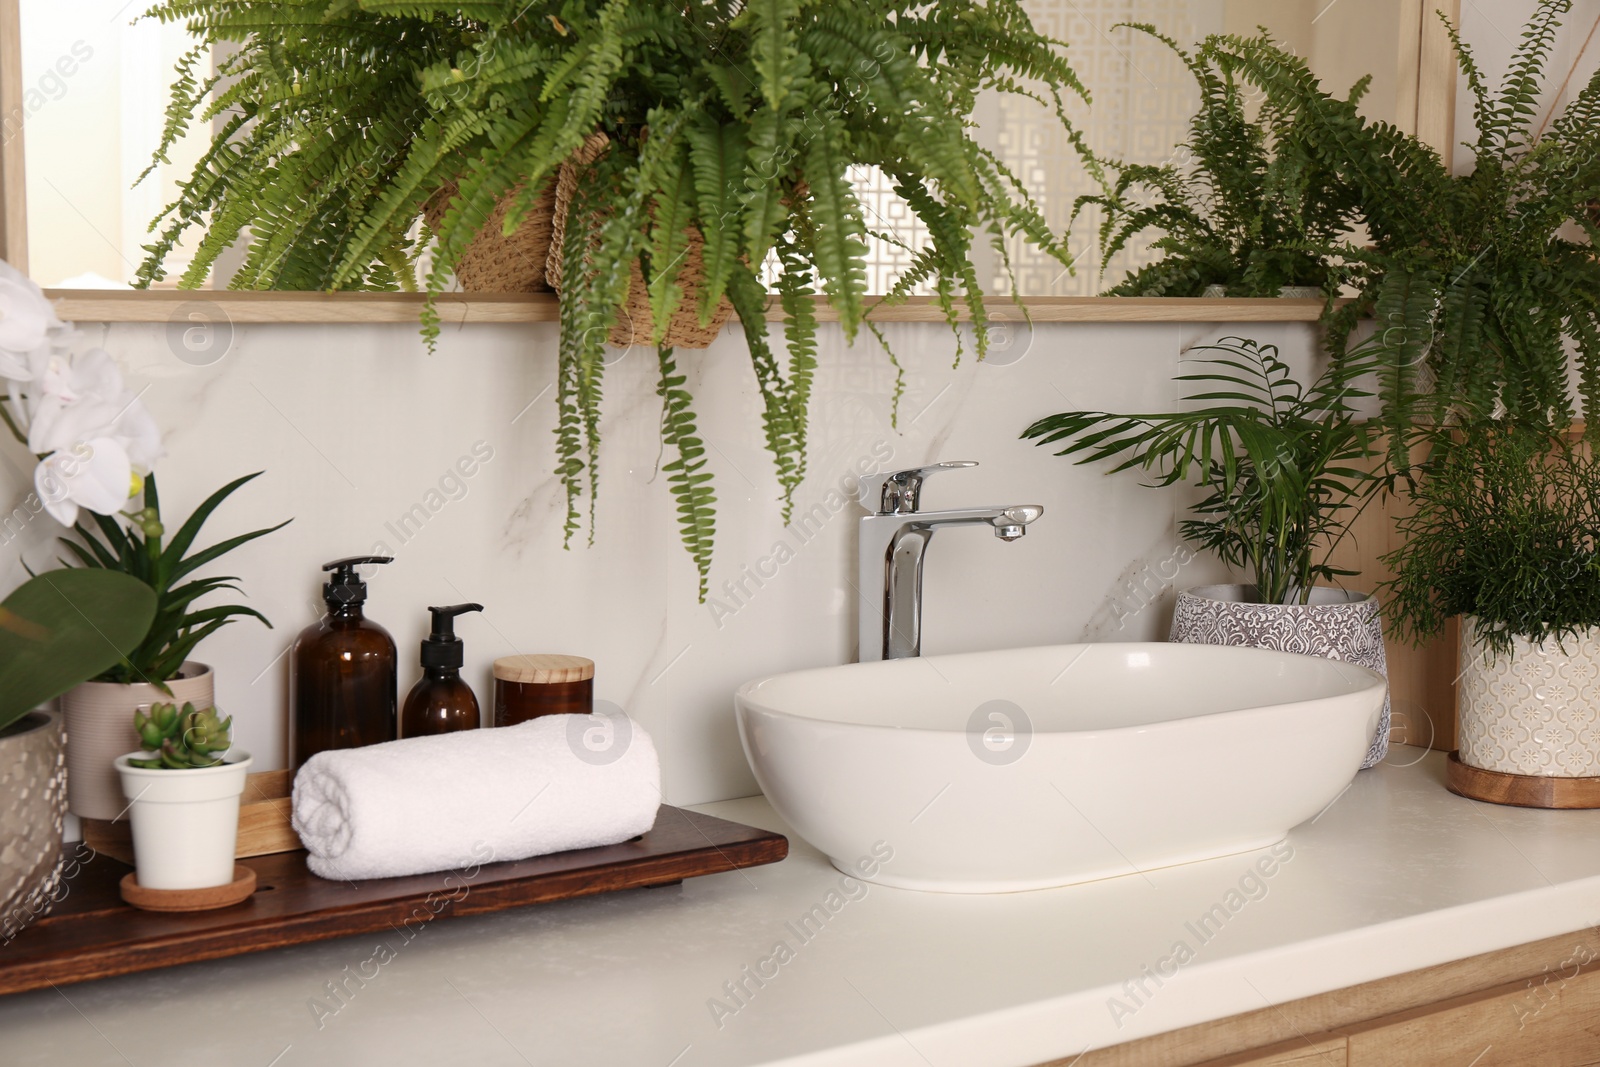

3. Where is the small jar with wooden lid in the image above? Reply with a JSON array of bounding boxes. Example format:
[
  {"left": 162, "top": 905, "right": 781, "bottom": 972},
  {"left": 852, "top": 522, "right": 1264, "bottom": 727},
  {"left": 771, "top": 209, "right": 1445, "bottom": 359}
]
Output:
[{"left": 493, "top": 655, "right": 594, "bottom": 726}]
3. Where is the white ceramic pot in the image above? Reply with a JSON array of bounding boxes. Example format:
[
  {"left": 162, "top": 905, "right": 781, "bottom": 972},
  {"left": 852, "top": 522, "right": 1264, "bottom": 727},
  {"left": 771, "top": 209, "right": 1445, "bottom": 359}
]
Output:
[
  {"left": 114, "top": 750, "right": 251, "bottom": 890},
  {"left": 1171, "top": 584, "right": 1391, "bottom": 768},
  {"left": 0, "top": 710, "right": 67, "bottom": 940},
  {"left": 62, "top": 662, "right": 213, "bottom": 820},
  {"left": 1457, "top": 622, "right": 1600, "bottom": 777}
]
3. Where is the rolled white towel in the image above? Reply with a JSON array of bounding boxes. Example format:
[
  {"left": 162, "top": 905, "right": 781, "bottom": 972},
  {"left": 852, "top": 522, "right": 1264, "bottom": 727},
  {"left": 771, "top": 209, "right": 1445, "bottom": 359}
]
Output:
[{"left": 291, "top": 714, "right": 660, "bottom": 881}]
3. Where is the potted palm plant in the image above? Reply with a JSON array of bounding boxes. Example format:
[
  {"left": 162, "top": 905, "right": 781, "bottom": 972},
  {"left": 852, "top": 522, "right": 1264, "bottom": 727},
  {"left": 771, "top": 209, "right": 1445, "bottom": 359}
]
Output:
[
  {"left": 114, "top": 702, "right": 252, "bottom": 896},
  {"left": 0, "top": 570, "right": 155, "bottom": 939},
  {"left": 1382, "top": 423, "right": 1600, "bottom": 806},
  {"left": 1074, "top": 26, "right": 1359, "bottom": 300},
  {"left": 1023, "top": 336, "right": 1392, "bottom": 767},
  {"left": 135, "top": 0, "right": 1083, "bottom": 599}
]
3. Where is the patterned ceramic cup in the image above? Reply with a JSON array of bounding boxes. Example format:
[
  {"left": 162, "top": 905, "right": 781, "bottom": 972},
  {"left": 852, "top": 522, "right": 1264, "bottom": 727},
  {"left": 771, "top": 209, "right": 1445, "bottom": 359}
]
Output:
[{"left": 1170, "top": 585, "right": 1391, "bottom": 768}]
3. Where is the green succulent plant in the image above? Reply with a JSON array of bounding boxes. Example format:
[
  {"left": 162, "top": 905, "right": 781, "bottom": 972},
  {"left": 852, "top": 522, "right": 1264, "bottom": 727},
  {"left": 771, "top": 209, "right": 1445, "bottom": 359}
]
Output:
[{"left": 128, "top": 701, "right": 234, "bottom": 770}]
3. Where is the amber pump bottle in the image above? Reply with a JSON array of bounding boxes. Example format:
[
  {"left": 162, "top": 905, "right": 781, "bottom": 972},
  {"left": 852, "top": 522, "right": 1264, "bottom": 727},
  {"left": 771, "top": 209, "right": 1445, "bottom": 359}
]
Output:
[
  {"left": 290, "top": 556, "right": 398, "bottom": 769},
  {"left": 400, "top": 603, "right": 484, "bottom": 738}
]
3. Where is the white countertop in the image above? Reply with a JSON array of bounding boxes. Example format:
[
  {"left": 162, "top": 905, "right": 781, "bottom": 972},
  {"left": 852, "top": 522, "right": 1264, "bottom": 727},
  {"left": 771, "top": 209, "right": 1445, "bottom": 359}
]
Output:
[{"left": 6, "top": 747, "right": 1600, "bottom": 1067}]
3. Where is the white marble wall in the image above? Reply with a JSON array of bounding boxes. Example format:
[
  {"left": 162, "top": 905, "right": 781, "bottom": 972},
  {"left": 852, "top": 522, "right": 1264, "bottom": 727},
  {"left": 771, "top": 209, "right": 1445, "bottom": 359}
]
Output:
[{"left": 0, "top": 314, "right": 1318, "bottom": 805}]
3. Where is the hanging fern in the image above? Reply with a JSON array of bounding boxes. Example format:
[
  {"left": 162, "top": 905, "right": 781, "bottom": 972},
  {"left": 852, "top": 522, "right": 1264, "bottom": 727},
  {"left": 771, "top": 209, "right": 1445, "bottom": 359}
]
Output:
[
  {"left": 655, "top": 346, "right": 716, "bottom": 600},
  {"left": 139, "top": 0, "right": 1084, "bottom": 600}
]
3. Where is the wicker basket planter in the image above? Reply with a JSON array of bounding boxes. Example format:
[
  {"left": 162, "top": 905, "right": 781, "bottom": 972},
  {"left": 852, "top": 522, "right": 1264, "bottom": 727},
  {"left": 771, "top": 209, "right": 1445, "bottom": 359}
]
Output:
[
  {"left": 424, "top": 180, "right": 557, "bottom": 293},
  {"left": 545, "top": 132, "right": 734, "bottom": 350},
  {"left": 1171, "top": 584, "right": 1391, "bottom": 768}
]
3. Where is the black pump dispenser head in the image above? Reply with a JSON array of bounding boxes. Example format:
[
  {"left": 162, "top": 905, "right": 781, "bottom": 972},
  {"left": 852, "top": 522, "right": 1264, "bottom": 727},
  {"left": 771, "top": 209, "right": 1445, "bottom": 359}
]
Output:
[
  {"left": 420, "top": 603, "right": 483, "bottom": 670},
  {"left": 322, "top": 556, "right": 393, "bottom": 607}
]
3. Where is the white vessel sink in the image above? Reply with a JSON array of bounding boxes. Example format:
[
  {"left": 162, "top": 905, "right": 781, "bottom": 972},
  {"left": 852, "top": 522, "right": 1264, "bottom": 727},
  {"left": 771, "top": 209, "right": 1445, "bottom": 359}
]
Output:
[{"left": 736, "top": 643, "right": 1386, "bottom": 893}]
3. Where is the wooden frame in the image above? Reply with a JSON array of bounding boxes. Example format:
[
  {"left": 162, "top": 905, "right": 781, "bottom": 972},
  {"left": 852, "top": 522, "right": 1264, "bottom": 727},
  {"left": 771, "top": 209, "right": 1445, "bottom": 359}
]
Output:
[
  {"left": 2, "top": 2, "right": 1461, "bottom": 323},
  {"left": 42, "top": 290, "right": 1339, "bottom": 325}
]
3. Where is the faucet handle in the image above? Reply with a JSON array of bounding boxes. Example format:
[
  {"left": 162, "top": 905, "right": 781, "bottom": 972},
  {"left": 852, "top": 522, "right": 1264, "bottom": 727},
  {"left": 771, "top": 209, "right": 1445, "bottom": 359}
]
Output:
[{"left": 867, "top": 461, "right": 979, "bottom": 514}]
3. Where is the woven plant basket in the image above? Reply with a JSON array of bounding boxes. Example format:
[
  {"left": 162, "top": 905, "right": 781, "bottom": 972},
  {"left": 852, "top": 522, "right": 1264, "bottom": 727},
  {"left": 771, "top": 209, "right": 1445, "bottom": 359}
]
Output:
[
  {"left": 545, "top": 132, "right": 735, "bottom": 349},
  {"left": 424, "top": 179, "right": 557, "bottom": 293}
]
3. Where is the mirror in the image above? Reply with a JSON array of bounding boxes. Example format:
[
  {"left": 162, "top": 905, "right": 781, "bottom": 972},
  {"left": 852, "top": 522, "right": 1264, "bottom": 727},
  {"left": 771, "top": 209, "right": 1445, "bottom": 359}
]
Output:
[{"left": 17, "top": 0, "right": 1434, "bottom": 295}]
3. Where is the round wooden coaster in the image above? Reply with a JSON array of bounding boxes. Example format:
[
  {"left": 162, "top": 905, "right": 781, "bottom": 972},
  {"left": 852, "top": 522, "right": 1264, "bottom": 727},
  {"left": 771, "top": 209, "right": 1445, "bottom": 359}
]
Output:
[
  {"left": 120, "top": 865, "right": 257, "bottom": 912},
  {"left": 1446, "top": 751, "right": 1600, "bottom": 809}
]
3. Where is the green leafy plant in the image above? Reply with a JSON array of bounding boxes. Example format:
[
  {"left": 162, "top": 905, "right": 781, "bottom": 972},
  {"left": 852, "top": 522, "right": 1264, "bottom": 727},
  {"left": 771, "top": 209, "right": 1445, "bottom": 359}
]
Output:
[
  {"left": 58, "top": 472, "right": 289, "bottom": 686},
  {"left": 1022, "top": 337, "right": 1381, "bottom": 605},
  {"left": 1074, "top": 25, "right": 1360, "bottom": 299},
  {"left": 135, "top": 0, "right": 1084, "bottom": 599},
  {"left": 1206, "top": 0, "right": 1600, "bottom": 443},
  {"left": 127, "top": 701, "right": 234, "bottom": 769},
  {"left": 1381, "top": 422, "right": 1600, "bottom": 657},
  {"left": 0, "top": 570, "right": 158, "bottom": 733}
]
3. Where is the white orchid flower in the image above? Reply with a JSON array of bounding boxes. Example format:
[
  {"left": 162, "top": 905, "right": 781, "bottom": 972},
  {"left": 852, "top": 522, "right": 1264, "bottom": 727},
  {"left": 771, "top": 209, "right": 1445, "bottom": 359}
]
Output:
[
  {"left": 0, "top": 260, "right": 63, "bottom": 380},
  {"left": 0, "top": 264, "right": 163, "bottom": 528},
  {"left": 27, "top": 349, "right": 159, "bottom": 460},
  {"left": 33, "top": 436, "right": 133, "bottom": 527}
]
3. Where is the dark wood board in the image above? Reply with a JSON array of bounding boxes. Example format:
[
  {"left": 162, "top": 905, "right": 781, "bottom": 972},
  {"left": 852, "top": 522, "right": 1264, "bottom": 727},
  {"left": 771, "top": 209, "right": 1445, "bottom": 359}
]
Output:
[{"left": 0, "top": 804, "right": 787, "bottom": 996}]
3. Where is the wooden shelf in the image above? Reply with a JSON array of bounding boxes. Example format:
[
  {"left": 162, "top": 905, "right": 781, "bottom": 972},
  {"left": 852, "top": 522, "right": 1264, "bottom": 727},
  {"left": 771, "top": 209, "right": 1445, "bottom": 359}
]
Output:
[
  {"left": 45, "top": 289, "right": 1336, "bottom": 326},
  {"left": 0, "top": 804, "right": 787, "bottom": 996}
]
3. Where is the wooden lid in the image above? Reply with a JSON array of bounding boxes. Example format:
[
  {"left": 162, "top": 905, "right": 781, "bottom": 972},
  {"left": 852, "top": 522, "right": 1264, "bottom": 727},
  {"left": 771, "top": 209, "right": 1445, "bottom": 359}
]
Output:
[{"left": 493, "top": 654, "right": 594, "bottom": 684}]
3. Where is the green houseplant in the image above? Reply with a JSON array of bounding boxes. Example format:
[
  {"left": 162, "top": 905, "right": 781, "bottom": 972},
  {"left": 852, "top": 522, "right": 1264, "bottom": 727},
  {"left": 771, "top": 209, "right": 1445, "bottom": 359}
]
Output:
[
  {"left": 1023, "top": 337, "right": 1392, "bottom": 766},
  {"left": 1023, "top": 337, "right": 1380, "bottom": 605},
  {"left": 137, "top": 0, "right": 1085, "bottom": 598},
  {"left": 114, "top": 701, "right": 253, "bottom": 893},
  {"left": 1382, "top": 423, "right": 1600, "bottom": 796},
  {"left": 1073, "top": 25, "right": 1359, "bottom": 299},
  {"left": 1206, "top": 0, "right": 1600, "bottom": 441},
  {"left": 56, "top": 471, "right": 288, "bottom": 820},
  {"left": 0, "top": 569, "right": 156, "bottom": 942}
]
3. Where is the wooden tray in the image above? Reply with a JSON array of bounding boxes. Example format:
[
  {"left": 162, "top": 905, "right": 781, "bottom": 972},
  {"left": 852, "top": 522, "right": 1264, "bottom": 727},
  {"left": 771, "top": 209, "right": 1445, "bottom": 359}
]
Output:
[{"left": 1, "top": 805, "right": 786, "bottom": 996}]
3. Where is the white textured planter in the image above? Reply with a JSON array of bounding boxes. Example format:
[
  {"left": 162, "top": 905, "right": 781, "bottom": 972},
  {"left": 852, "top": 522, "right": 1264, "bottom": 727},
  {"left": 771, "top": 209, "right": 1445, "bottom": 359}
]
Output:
[
  {"left": 1171, "top": 585, "right": 1391, "bottom": 768},
  {"left": 62, "top": 662, "right": 213, "bottom": 820},
  {"left": 1457, "top": 622, "right": 1600, "bottom": 777},
  {"left": 114, "top": 750, "right": 251, "bottom": 890}
]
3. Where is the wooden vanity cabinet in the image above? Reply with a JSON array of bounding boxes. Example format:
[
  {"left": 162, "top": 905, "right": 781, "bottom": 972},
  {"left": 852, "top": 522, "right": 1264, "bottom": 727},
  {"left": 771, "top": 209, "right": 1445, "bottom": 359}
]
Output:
[{"left": 1046, "top": 927, "right": 1600, "bottom": 1067}]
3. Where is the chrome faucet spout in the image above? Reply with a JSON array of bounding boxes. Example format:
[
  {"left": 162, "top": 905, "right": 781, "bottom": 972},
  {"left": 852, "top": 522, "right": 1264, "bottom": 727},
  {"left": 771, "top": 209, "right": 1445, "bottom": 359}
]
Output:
[{"left": 857, "top": 464, "right": 1043, "bottom": 662}]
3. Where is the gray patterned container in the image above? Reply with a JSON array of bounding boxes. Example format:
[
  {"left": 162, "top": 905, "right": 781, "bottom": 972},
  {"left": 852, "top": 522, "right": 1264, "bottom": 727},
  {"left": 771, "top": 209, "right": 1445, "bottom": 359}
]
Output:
[
  {"left": 1171, "top": 585, "right": 1390, "bottom": 768},
  {"left": 0, "top": 710, "right": 67, "bottom": 941}
]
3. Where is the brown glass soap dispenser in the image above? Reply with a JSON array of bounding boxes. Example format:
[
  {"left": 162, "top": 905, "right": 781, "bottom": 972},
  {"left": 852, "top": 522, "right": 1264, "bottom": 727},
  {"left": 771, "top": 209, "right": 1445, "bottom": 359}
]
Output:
[
  {"left": 289, "top": 556, "right": 398, "bottom": 769},
  {"left": 401, "top": 603, "right": 484, "bottom": 737}
]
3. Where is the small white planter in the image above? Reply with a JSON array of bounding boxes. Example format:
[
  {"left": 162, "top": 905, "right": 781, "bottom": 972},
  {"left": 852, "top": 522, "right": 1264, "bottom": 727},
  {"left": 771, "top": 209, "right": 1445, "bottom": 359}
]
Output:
[
  {"left": 114, "top": 751, "right": 251, "bottom": 890},
  {"left": 1457, "top": 622, "right": 1600, "bottom": 777},
  {"left": 1171, "top": 584, "right": 1390, "bottom": 768},
  {"left": 63, "top": 662, "right": 214, "bottom": 820}
]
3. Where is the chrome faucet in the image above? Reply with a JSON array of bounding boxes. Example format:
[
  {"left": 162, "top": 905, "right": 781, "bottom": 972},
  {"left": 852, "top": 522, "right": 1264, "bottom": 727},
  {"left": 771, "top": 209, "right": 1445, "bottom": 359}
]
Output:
[{"left": 858, "top": 462, "right": 1044, "bottom": 662}]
